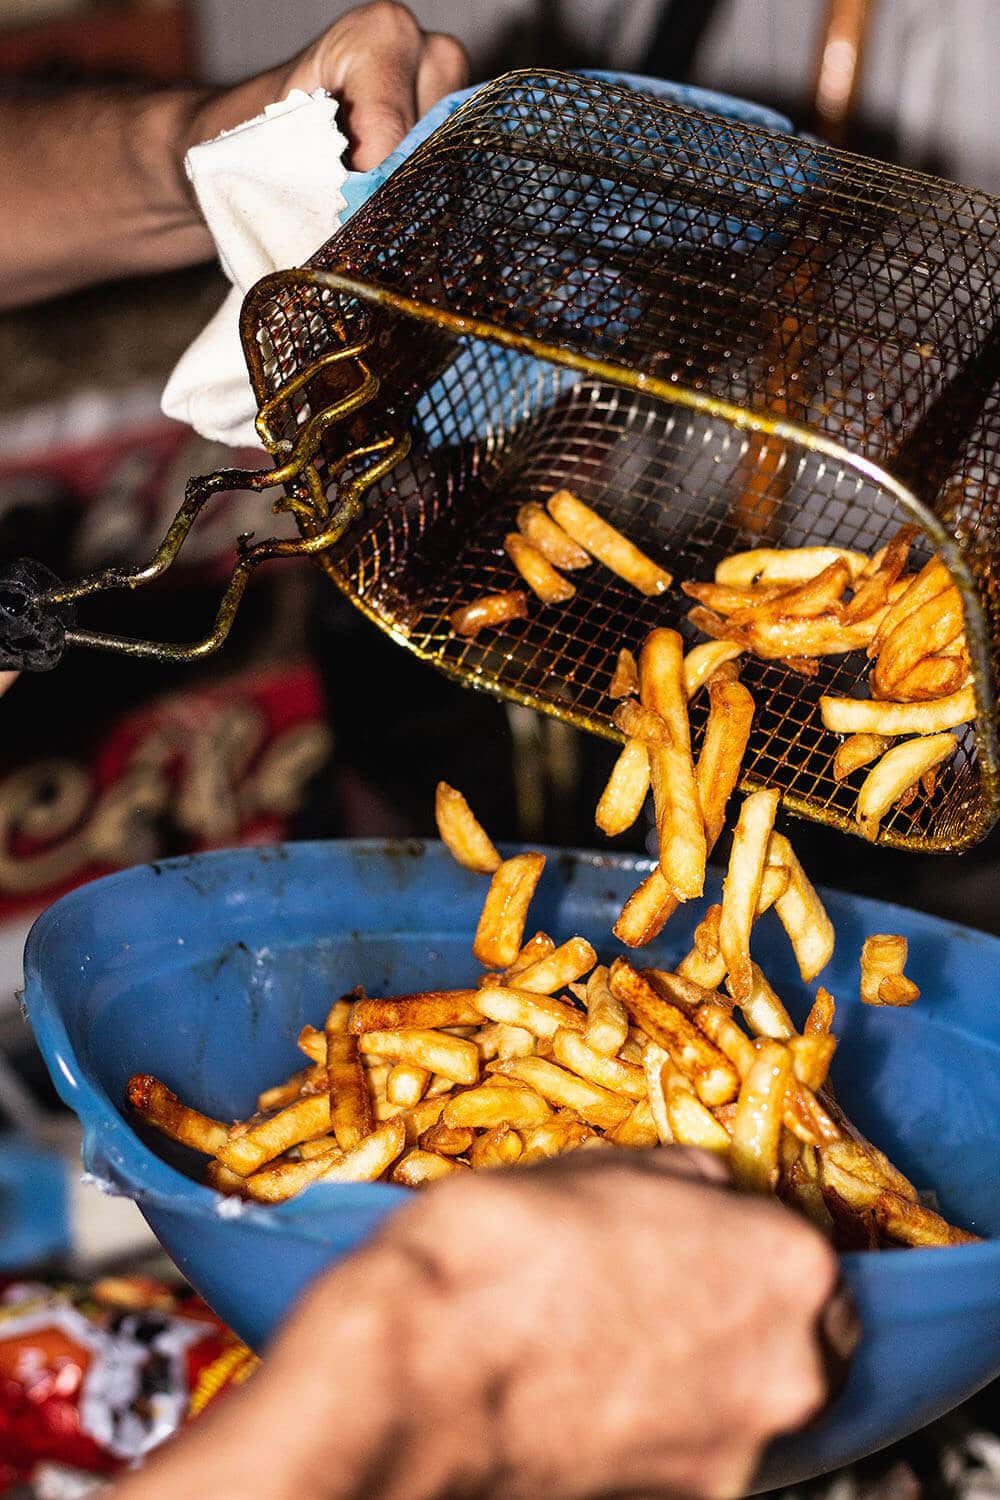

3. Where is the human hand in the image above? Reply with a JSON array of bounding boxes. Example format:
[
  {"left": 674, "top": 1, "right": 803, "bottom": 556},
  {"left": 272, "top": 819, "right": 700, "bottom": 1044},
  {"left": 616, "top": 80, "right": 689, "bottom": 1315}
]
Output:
[
  {"left": 116, "top": 1149, "right": 856, "bottom": 1500},
  {"left": 186, "top": 2, "right": 468, "bottom": 172}
]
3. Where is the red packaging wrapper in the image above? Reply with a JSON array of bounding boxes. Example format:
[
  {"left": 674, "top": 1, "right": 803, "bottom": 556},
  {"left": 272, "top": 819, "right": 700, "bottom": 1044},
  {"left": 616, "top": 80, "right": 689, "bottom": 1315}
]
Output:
[{"left": 0, "top": 1276, "right": 258, "bottom": 1493}]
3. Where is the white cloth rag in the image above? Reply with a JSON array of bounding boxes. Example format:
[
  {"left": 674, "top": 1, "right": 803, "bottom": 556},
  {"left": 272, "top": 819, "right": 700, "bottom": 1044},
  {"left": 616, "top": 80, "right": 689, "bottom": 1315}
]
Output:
[{"left": 161, "top": 89, "right": 349, "bottom": 448}]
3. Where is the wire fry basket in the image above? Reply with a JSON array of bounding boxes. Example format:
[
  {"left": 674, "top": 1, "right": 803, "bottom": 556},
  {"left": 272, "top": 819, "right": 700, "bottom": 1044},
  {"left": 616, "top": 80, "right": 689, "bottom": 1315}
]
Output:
[{"left": 26, "top": 70, "right": 1000, "bottom": 852}]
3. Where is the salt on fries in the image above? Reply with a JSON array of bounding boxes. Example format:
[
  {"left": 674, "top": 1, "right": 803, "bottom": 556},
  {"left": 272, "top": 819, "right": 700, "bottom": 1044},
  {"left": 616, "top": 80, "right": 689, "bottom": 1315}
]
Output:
[{"left": 127, "top": 771, "right": 976, "bottom": 1250}]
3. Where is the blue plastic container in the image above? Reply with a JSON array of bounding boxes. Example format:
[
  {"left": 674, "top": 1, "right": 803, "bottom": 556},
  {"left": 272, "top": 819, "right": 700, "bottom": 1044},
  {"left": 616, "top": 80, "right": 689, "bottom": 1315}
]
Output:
[{"left": 22, "top": 839, "right": 1000, "bottom": 1490}]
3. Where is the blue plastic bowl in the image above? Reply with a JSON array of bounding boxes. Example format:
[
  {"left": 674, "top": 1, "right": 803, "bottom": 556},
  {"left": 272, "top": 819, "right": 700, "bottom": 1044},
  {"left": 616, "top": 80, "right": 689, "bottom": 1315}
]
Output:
[{"left": 23, "top": 841, "right": 1000, "bottom": 1489}]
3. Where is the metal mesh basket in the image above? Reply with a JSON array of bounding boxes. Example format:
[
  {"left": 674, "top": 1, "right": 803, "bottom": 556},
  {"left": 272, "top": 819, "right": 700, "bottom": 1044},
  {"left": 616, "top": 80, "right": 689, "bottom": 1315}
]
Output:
[{"left": 33, "top": 70, "right": 1000, "bottom": 852}]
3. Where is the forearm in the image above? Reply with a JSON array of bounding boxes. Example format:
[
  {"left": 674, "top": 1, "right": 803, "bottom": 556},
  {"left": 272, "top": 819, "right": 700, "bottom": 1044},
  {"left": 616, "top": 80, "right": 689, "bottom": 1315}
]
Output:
[
  {"left": 2, "top": 75, "right": 285, "bottom": 310},
  {"left": 109, "top": 1238, "right": 466, "bottom": 1500}
]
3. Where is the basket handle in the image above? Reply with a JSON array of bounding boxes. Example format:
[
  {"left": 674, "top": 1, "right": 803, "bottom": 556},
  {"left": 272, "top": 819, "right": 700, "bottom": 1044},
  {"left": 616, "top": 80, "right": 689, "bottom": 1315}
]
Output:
[{"left": 0, "top": 429, "right": 408, "bottom": 670}]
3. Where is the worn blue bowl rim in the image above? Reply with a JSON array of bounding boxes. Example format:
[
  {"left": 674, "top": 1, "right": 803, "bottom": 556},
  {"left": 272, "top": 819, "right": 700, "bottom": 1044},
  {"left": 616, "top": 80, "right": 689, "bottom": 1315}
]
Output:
[{"left": 23, "top": 839, "right": 1000, "bottom": 1286}]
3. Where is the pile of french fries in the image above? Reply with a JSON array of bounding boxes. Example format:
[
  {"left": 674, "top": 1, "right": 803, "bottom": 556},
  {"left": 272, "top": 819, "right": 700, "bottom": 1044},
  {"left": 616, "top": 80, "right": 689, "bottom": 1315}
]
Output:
[
  {"left": 447, "top": 485, "right": 973, "bottom": 841},
  {"left": 683, "top": 534, "right": 974, "bottom": 837},
  {"left": 126, "top": 665, "right": 974, "bottom": 1247},
  {"left": 450, "top": 488, "right": 672, "bottom": 638}
]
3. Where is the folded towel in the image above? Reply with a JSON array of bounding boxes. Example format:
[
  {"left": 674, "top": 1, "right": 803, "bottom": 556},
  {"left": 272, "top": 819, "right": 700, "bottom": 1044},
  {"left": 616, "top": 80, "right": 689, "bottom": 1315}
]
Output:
[{"left": 161, "top": 89, "right": 348, "bottom": 448}]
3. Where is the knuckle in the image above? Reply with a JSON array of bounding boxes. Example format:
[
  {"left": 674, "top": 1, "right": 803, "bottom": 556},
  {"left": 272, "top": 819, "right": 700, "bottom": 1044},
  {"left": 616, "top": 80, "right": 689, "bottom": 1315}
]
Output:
[
  {"left": 426, "top": 32, "right": 470, "bottom": 83},
  {"left": 364, "top": 0, "right": 421, "bottom": 39}
]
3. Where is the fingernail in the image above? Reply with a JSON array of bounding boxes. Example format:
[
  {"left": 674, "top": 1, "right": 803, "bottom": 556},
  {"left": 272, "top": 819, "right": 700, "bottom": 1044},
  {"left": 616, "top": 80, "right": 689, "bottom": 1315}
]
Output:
[{"left": 822, "top": 1286, "right": 861, "bottom": 1361}]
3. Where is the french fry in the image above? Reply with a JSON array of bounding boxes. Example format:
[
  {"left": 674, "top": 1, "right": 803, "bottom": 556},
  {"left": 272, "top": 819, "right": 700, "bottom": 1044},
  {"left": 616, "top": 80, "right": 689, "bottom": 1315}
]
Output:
[
  {"left": 869, "top": 557, "right": 952, "bottom": 656},
  {"left": 505, "top": 932, "right": 556, "bottom": 979},
  {"left": 473, "top": 852, "right": 546, "bottom": 968},
  {"left": 788, "top": 1034, "right": 837, "bottom": 1093},
  {"left": 719, "top": 789, "right": 780, "bottom": 1002},
  {"left": 841, "top": 527, "right": 917, "bottom": 624},
  {"left": 729, "top": 559, "right": 852, "bottom": 627},
  {"left": 611, "top": 698, "right": 672, "bottom": 746},
  {"left": 736, "top": 962, "right": 796, "bottom": 1040},
  {"left": 857, "top": 735, "right": 957, "bottom": 838},
  {"left": 819, "top": 687, "right": 973, "bottom": 736},
  {"left": 242, "top": 1119, "right": 407, "bottom": 1202},
  {"left": 257, "top": 1066, "right": 323, "bottom": 1113},
  {"left": 642, "top": 1043, "right": 674, "bottom": 1144},
  {"left": 641, "top": 628, "right": 706, "bottom": 900},
  {"left": 805, "top": 987, "right": 836, "bottom": 1035},
  {"left": 418, "top": 1121, "right": 475, "bottom": 1156},
  {"left": 392, "top": 1149, "right": 469, "bottom": 1186},
  {"left": 784, "top": 1144, "right": 835, "bottom": 1233},
  {"left": 663, "top": 1062, "right": 731, "bottom": 1153},
  {"left": 860, "top": 934, "right": 920, "bottom": 1007},
  {"left": 696, "top": 678, "right": 757, "bottom": 847},
  {"left": 349, "top": 991, "right": 484, "bottom": 1033},
  {"left": 820, "top": 1127, "right": 919, "bottom": 1204},
  {"left": 873, "top": 587, "right": 964, "bottom": 692},
  {"left": 516, "top": 501, "right": 592, "bottom": 570},
  {"left": 583, "top": 965, "right": 629, "bottom": 1056},
  {"left": 715, "top": 547, "right": 868, "bottom": 588},
  {"left": 595, "top": 739, "right": 650, "bottom": 838},
  {"left": 497, "top": 1023, "right": 538, "bottom": 1059},
  {"left": 443, "top": 1082, "right": 552, "bottom": 1130},
  {"left": 297, "top": 1025, "right": 326, "bottom": 1063},
  {"left": 504, "top": 533, "right": 576, "bottom": 604},
  {"left": 612, "top": 864, "right": 677, "bottom": 948},
  {"left": 521, "top": 1111, "right": 594, "bottom": 1162},
  {"left": 608, "top": 1097, "right": 660, "bottom": 1148},
  {"left": 547, "top": 489, "right": 673, "bottom": 596},
  {"left": 613, "top": 675, "right": 755, "bottom": 950},
  {"left": 357, "top": 1029, "right": 479, "bottom": 1086},
  {"left": 883, "top": 656, "right": 966, "bottom": 702},
  {"left": 474, "top": 1021, "right": 535, "bottom": 1060},
  {"left": 692, "top": 1002, "right": 755, "bottom": 1076},
  {"left": 682, "top": 580, "right": 786, "bottom": 616},
  {"left": 475, "top": 984, "right": 585, "bottom": 1039},
  {"left": 877, "top": 975, "right": 921, "bottom": 1006},
  {"left": 450, "top": 591, "right": 529, "bottom": 639},
  {"left": 435, "top": 783, "right": 501, "bottom": 873},
  {"left": 468, "top": 1123, "right": 524, "bottom": 1169},
  {"left": 125, "top": 1076, "right": 230, "bottom": 1157},
  {"left": 400, "top": 1094, "right": 451, "bottom": 1144},
  {"left": 833, "top": 733, "right": 892, "bottom": 781},
  {"left": 693, "top": 904, "right": 722, "bottom": 959},
  {"left": 609, "top": 646, "right": 640, "bottom": 698},
  {"left": 217, "top": 1094, "right": 332, "bottom": 1176},
  {"left": 676, "top": 943, "right": 726, "bottom": 989},
  {"left": 766, "top": 833, "right": 835, "bottom": 982},
  {"left": 205, "top": 1161, "right": 251, "bottom": 1197},
  {"left": 683, "top": 640, "right": 744, "bottom": 698},
  {"left": 326, "top": 1021, "right": 375, "bottom": 1153},
  {"left": 729, "top": 1041, "right": 793, "bottom": 1192},
  {"left": 490, "top": 1056, "right": 633, "bottom": 1130},
  {"left": 386, "top": 1063, "right": 430, "bottom": 1108},
  {"left": 511, "top": 936, "right": 597, "bottom": 995},
  {"left": 551, "top": 1028, "right": 647, "bottom": 1100},
  {"left": 643, "top": 966, "right": 726, "bottom": 1015},
  {"left": 298, "top": 1134, "right": 340, "bottom": 1160},
  {"left": 609, "top": 959, "right": 739, "bottom": 1106},
  {"left": 873, "top": 1191, "right": 981, "bottom": 1247},
  {"left": 737, "top": 612, "right": 888, "bottom": 659},
  {"left": 686, "top": 605, "right": 750, "bottom": 646}
]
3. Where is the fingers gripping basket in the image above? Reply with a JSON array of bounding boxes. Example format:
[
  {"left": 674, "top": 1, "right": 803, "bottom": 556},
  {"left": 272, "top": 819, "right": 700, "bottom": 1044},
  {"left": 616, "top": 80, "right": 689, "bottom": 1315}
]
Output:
[{"left": 25, "top": 71, "right": 1000, "bottom": 851}]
